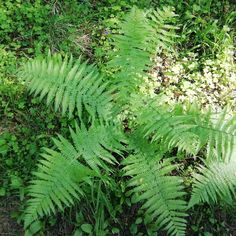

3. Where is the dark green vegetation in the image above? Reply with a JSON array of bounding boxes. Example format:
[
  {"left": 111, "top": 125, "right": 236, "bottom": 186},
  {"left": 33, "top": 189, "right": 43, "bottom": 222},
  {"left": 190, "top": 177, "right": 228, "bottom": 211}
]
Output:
[{"left": 0, "top": 1, "right": 236, "bottom": 235}]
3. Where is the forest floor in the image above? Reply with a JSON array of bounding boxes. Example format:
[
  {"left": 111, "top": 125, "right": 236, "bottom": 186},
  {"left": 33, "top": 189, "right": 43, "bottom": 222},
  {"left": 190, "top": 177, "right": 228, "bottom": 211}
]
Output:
[{"left": 0, "top": 197, "right": 23, "bottom": 236}]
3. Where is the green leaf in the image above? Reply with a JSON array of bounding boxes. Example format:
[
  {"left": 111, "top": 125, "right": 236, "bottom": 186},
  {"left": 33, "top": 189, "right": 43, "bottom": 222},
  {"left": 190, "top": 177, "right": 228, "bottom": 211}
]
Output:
[
  {"left": 73, "top": 229, "right": 83, "bottom": 236},
  {"left": 189, "top": 160, "right": 236, "bottom": 207},
  {"left": 0, "top": 188, "right": 6, "bottom": 197},
  {"left": 112, "top": 227, "right": 120, "bottom": 234},
  {"left": 0, "top": 138, "right": 8, "bottom": 154},
  {"left": 130, "top": 223, "right": 138, "bottom": 235},
  {"left": 10, "top": 176, "right": 23, "bottom": 189},
  {"left": 135, "top": 217, "right": 142, "bottom": 225},
  {"left": 28, "top": 221, "right": 43, "bottom": 235},
  {"left": 81, "top": 224, "right": 93, "bottom": 234}
]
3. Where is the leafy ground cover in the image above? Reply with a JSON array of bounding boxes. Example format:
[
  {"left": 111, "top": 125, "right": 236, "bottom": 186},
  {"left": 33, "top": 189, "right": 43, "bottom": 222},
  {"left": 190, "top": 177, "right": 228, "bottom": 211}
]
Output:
[{"left": 0, "top": 0, "right": 236, "bottom": 235}]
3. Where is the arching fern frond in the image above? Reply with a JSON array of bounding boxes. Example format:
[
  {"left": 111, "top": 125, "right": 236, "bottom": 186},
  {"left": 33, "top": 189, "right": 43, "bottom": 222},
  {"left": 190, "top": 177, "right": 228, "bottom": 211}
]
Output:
[
  {"left": 20, "top": 53, "right": 113, "bottom": 122},
  {"left": 202, "top": 109, "right": 236, "bottom": 162},
  {"left": 137, "top": 101, "right": 236, "bottom": 160},
  {"left": 189, "top": 159, "right": 236, "bottom": 208},
  {"left": 123, "top": 134, "right": 187, "bottom": 236},
  {"left": 106, "top": 7, "right": 155, "bottom": 102},
  {"left": 106, "top": 6, "right": 178, "bottom": 104},
  {"left": 136, "top": 102, "right": 204, "bottom": 155},
  {"left": 24, "top": 152, "right": 95, "bottom": 231},
  {"left": 147, "top": 6, "right": 178, "bottom": 52},
  {"left": 54, "top": 123, "right": 125, "bottom": 174}
]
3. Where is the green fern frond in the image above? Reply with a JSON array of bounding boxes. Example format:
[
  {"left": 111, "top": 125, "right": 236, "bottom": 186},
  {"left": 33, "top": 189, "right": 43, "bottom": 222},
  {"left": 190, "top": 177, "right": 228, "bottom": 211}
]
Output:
[
  {"left": 106, "top": 6, "right": 178, "bottom": 104},
  {"left": 137, "top": 101, "right": 236, "bottom": 159},
  {"left": 123, "top": 134, "right": 187, "bottom": 236},
  {"left": 20, "top": 53, "right": 113, "bottom": 122},
  {"left": 189, "top": 159, "right": 236, "bottom": 208},
  {"left": 136, "top": 102, "right": 203, "bottom": 155},
  {"left": 106, "top": 7, "right": 155, "bottom": 101},
  {"left": 148, "top": 6, "right": 178, "bottom": 52},
  {"left": 54, "top": 123, "right": 125, "bottom": 174},
  {"left": 202, "top": 109, "right": 236, "bottom": 161},
  {"left": 24, "top": 151, "right": 95, "bottom": 230}
]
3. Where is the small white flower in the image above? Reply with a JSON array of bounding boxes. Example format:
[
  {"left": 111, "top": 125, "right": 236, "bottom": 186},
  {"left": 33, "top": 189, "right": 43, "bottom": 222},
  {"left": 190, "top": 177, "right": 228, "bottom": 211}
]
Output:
[
  {"left": 188, "top": 63, "right": 196, "bottom": 70},
  {"left": 169, "top": 75, "right": 179, "bottom": 83},
  {"left": 171, "top": 64, "right": 184, "bottom": 75},
  {"left": 151, "top": 71, "right": 158, "bottom": 78},
  {"left": 186, "top": 90, "right": 196, "bottom": 96}
]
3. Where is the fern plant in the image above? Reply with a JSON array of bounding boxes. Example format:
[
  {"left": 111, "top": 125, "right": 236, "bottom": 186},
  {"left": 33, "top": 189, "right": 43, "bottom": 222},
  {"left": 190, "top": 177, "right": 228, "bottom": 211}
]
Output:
[{"left": 20, "top": 6, "right": 236, "bottom": 236}]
